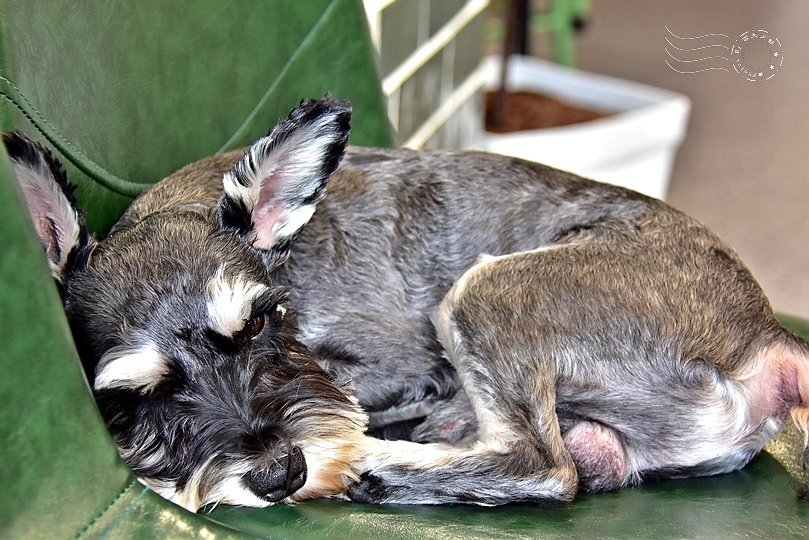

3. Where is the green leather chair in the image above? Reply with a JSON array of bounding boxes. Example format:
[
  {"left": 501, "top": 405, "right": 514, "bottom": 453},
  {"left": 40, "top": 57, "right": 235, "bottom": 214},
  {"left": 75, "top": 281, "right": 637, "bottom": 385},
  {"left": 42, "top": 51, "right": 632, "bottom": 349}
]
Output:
[{"left": 1, "top": 2, "right": 807, "bottom": 538}]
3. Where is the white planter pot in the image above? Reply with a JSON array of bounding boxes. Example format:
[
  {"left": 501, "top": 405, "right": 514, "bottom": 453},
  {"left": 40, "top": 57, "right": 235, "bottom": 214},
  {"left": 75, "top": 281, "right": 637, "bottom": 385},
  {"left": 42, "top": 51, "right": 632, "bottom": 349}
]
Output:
[{"left": 480, "top": 55, "right": 691, "bottom": 199}]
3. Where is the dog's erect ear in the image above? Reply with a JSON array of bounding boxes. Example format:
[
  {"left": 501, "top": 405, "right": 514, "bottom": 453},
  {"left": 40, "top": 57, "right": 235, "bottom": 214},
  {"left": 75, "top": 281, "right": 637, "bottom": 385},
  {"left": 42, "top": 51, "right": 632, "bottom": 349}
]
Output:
[
  {"left": 3, "top": 132, "right": 93, "bottom": 283},
  {"left": 217, "top": 97, "right": 351, "bottom": 253}
]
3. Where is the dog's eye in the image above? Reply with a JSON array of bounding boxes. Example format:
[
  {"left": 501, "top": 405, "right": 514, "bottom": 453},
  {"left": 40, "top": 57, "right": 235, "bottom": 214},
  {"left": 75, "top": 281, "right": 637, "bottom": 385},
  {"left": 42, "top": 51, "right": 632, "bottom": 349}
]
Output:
[{"left": 241, "top": 315, "right": 265, "bottom": 340}]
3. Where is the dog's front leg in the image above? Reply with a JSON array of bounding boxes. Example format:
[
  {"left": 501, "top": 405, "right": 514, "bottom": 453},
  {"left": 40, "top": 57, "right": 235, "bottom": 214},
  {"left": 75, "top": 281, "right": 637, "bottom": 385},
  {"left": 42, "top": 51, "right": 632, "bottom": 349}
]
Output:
[{"left": 348, "top": 265, "right": 578, "bottom": 505}]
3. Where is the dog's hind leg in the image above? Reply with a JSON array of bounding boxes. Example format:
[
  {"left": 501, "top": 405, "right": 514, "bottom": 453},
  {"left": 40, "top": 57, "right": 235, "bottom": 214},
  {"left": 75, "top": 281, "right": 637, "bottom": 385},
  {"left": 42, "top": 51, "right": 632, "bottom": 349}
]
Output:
[{"left": 349, "top": 252, "right": 580, "bottom": 505}]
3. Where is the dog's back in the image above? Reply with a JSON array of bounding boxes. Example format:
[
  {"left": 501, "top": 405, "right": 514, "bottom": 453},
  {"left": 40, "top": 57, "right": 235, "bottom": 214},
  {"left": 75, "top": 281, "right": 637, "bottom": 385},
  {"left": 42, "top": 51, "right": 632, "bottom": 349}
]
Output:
[
  {"left": 126, "top": 146, "right": 672, "bottom": 412},
  {"left": 126, "top": 145, "right": 806, "bottom": 446}
]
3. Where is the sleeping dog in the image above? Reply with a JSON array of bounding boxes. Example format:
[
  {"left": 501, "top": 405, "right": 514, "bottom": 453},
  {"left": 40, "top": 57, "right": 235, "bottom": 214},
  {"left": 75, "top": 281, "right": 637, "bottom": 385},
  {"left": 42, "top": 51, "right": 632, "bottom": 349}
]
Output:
[{"left": 6, "top": 97, "right": 809, "bottom": 511}]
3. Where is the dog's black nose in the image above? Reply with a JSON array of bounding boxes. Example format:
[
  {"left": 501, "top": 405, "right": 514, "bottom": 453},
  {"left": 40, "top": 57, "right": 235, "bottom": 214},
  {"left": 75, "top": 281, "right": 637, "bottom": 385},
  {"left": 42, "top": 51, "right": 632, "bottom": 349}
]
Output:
[{"left": 243, "top": 445, "right": 307, "bottom": 502}]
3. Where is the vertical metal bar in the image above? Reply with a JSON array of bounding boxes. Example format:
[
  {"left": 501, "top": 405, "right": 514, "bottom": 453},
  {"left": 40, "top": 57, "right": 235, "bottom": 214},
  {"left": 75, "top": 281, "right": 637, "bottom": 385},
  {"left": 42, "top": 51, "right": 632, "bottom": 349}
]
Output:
[
  {"left": 515, "top": 0, "right": 531, "bottom": 55},
  {"left": 492, "top": 0, "right": 521, "bottom": 129}
]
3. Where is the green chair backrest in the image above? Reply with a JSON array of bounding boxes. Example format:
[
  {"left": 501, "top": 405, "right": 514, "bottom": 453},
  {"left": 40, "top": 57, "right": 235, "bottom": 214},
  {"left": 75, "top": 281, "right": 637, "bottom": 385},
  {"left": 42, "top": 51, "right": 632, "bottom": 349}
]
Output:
[{"left": 0, "top": 0, "right": 391, "bottom": 234}]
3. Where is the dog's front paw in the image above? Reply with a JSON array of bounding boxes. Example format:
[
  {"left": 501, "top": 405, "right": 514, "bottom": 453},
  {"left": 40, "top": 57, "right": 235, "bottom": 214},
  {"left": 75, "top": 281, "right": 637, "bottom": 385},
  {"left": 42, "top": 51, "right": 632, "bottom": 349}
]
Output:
[
  {"left": 347, "top": 472, "right": 398, "bottom": 504},
  {"left": 348, "top": 468, "right": 452, "bottom": 505}
]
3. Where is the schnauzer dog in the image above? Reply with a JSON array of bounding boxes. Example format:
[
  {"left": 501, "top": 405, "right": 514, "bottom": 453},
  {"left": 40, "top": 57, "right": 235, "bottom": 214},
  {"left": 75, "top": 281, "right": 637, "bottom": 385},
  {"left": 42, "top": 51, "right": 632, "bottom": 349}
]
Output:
[{"left": 6, "top": 97, "right": 809, "bottom": 512}]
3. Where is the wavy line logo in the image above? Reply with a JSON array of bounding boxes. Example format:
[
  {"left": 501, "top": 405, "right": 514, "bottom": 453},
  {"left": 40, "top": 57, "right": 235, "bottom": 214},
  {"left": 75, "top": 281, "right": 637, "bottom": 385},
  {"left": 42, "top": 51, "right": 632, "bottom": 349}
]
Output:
[{"left": 665, "top": 26, "right": 783, "bottom": 82}]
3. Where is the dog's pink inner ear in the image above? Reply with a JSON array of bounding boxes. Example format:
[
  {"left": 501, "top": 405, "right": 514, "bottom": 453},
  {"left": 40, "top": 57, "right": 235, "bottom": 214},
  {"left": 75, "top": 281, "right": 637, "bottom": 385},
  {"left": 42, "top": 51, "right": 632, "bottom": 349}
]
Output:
[
  {"left": 250, "top": 161, "right": 318, "bottom": 251},
  {"left": 251, "top": 170, "right": 286, "bottom": 249},
  {"left": 25, "top": 189, "right": 63, "bottom": 262},
  {"left": 13, "top": 161, "right": 81, "bottom": 276}
]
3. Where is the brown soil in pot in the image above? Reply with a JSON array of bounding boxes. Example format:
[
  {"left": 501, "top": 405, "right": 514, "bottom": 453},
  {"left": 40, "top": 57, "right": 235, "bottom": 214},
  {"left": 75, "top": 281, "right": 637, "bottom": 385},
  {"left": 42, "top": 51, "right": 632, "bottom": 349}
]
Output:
[{"left": 485, "top": 91, "right": 612, "bottom": 133}]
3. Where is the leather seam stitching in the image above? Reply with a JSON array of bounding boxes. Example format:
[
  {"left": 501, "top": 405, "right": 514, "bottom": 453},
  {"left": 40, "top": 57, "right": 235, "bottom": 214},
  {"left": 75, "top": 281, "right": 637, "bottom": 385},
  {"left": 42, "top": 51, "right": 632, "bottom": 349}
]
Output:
[
  {"left": 0, "top": 79, "right": 88, "bottom": 162},
  {"left": 74, "top": 478, "right": 139, "bottom": 539},
  {"left": 95, "top": 485, "right": 151, "bottom": 539},
  {"left": 0, "top": 79, "right": 145, "bottom": 196}
]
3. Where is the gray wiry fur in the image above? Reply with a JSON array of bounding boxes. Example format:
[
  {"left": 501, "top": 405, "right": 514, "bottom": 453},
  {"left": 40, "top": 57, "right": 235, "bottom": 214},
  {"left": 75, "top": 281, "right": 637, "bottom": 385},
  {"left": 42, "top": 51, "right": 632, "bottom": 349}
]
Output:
[{"left": 8, "top": 98, "right": 809, "bottom": 510}]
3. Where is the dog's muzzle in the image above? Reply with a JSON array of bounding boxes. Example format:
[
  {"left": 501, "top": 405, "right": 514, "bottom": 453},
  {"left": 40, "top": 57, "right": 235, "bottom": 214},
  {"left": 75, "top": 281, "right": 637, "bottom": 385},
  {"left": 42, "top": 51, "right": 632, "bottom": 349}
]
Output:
[{"left": 242, "top": 445, "right": 307, "bottom": 502}]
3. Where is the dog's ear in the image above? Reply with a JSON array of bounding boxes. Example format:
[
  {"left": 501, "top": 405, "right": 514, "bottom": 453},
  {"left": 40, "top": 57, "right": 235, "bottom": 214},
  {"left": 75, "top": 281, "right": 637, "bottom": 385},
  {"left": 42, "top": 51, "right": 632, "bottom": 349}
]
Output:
[
  {"left": 217, "top": 97, "right": 351, "bottom": 255},
  {"left": 3, "top": 132, "right": 94, "bottom": 283}
]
